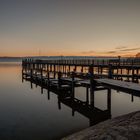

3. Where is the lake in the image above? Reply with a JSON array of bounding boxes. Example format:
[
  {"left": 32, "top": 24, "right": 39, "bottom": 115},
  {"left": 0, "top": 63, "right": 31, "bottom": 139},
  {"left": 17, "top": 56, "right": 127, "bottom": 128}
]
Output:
[{"left": 0, "top": 62, "right": 140, "bottom": 140}]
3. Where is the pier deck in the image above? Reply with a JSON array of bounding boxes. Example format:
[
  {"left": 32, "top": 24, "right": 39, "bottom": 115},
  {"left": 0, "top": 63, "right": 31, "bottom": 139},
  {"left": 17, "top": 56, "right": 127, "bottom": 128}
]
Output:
[{"left": 96, "top": 78, "right": 140, "bottom": 93}]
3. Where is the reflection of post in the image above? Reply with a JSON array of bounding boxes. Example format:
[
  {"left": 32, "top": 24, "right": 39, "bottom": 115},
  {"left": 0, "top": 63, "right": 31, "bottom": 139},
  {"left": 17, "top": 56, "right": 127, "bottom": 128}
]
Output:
[
  {"left": 22, "top": 69, "right": 24, "bottom": 83},
  {"left": 41, "top": 87, "right": 43, "bottom": 94},
  {"left": 107, "top": 88, "right": 111, "bottom": 114},
  {"left": 72, "top": 108, "right": 75, "bottom": 116},
  {"left": 131, "top": 94, "right": 134, "bottom": 102},
  {"left": 30, "top": 81, "right": 33, "bottom": 89},
  {"left": 47, "top": 89, "right": 50, "bottom": 100},
  {"left": 90, "top": 91, "right": 94, "bottom": 107},
  {"left": 58, "top": 98, "right": 61, "bottom": 110},
  {"left": 41, "top": 69, "right": 43, "bottom": 86}
]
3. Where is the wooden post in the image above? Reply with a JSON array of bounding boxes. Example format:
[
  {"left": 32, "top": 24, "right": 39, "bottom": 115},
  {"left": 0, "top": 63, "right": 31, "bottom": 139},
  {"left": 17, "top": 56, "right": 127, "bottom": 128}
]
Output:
[
  {"left": 22, "top": 68, "right": 24, "bottom": 83},
  {"left": 69, "top": 65, "right": 70, "bottom": 72},
  {"left": 62, "top": 64, "right": 65, "bottom": 74},
  {"left": 58, "top": 71, "right": 62, "bottom": 90},
  {"left": 30, "top": 69, "right": 33, "bottom": 79},
  {"left": 81, "top": 66, "right": 83, "bottom": 73},
  {"left": 136, "top": 69, "right": 139, "bottom": 83},
  {"left": 54, "top": 65, "right": 56, "bottom": 79},
  {"left": 71, "top": 71, "right": 75, "bottom": 99},
  {"left": 50, "top": 65, "right": 52, "bottom": 72},
  {"left": 89, "top": 65, "right": 95, "bottom": 107},
  {"left": 107, "top": 88, "right": 111, "bottom": 114},
  {"left": 108, "top": 64, "right": 113, "bottom": 79},
  {"left": 132, "top": 67, "right": 134, "bottom": 82},
  {"left": 86, "top": 86, "right": 89, "bottom": 104},
  {"left": 121, "top": 68, "right": 123, "bottom": 80},
  {"left": 47, "top": 71, "right": 50, "bottom": 87}
]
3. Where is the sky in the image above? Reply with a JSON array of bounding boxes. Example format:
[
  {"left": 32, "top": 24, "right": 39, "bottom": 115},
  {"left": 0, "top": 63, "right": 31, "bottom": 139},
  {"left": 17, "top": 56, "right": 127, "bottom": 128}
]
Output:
[{"left": 0, "top": 0, "right": 140, "bottom": 57}]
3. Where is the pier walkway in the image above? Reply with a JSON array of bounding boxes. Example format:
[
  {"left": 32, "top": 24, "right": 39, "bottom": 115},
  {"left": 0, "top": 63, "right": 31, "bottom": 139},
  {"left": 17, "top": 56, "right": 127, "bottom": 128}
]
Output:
[{"left": 96, "top": 78, "right": 140, "bottom": 94}]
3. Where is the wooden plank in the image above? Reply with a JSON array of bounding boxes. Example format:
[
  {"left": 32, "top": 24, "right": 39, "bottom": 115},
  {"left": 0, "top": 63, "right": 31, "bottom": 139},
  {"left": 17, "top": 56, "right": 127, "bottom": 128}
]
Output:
[{"left": 96, "top": 78, "right": 140, "bottom": 93}]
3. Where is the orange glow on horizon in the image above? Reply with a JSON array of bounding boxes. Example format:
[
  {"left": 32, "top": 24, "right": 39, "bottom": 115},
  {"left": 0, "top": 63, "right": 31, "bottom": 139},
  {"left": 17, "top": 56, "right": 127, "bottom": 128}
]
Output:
[{"left": 0, "top": 51, "right": 137, "bottom": 57}]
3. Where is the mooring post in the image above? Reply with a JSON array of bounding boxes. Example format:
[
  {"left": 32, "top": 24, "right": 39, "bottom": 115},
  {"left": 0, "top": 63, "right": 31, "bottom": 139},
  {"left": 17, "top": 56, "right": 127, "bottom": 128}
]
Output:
[
  {"left": 41, "top": 69, "right": 43, "bottom": 83},
  {"left": 131, "top": 94, "right": 134, "bottom": 102},
  {"left": 47, "top": 71, "right": 50, "bottom": 87},
  {"left": 108, "top": 64, "right": 113, "bottom": 79},
  {"left": 89, "top": 65, "right": 95, "bottom": 107},
  {"left": 30, "top": 69, "right": 33, "bottom": 79},
  {"left": 22, "top": 68, "right": 24, "bottom": 83},
  {"left": 121, "top": 68, "right": 123, "bottom": 80},
  {"left": 47, "top": 88, "right": 50, "bottom": 100},
  {"left": 71, "top": 71, "right": 75, "bottom": 99},
  {"left": 69, "top": 65, "right": 70, "bottom": 73},
  {"left": 81, "top": 66, "right": 83, "bottom": 73},
  {"left": 132, "top": 67, "right": 135, "bottom": 82},
  {"left": 107, "top": 88, "right": 111, "bottom": 115},
  {"left": 136, "top": 69, "right": 139, "bottom": 83}
]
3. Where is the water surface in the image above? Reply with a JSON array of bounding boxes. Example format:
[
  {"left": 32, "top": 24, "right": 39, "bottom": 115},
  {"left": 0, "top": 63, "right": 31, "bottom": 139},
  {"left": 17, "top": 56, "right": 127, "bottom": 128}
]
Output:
[{"left": 0, "top": 62, "right": 140, "bottom": 140}]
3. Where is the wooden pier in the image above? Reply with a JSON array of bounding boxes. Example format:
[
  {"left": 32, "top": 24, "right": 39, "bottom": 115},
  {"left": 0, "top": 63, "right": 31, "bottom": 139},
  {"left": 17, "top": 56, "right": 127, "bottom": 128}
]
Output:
[
  {"left": 22, "top": 57, "right": 140, "bottom": 125},
  {"left": 22, "top": 57, "right": 140, "bottom": 96},
  {"left": 22, "top": 58, "right": 140, "bottom": 83}
]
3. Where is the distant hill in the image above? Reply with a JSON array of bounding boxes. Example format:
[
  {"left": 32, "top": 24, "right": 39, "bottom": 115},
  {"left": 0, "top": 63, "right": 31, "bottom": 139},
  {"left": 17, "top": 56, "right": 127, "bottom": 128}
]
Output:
[
  {"left": 0, "top": 57, "right": 22, "bottom": 62},
  {"left": 136, "top": 53, "right": 140, "bottom": 57},
  {"left": 0, "top": 56, "right": 119, "bottom": 62}
]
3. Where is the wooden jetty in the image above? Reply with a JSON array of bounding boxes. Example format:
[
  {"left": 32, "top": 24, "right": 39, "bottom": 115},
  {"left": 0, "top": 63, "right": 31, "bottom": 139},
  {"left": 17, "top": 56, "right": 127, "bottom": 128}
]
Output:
[
  {"left": 22, "top": 57, "right": 140, "bottom": 126},
  {"left": 22, "top": 57, "right": 140, "bottom": 95},
  {"left": 22, "top": 57, "right": 140, "bottom": 83}
]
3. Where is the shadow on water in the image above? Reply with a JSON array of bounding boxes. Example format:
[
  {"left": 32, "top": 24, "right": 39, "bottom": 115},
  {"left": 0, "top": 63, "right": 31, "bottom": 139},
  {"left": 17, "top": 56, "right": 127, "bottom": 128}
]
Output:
[{"left": 23, "top": 72, "right": 112, "bottom": 127}]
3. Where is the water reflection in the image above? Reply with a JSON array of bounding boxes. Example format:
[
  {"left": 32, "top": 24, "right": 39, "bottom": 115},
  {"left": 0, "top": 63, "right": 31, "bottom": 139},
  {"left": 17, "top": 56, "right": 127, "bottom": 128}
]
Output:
[
  {"left": 0, "top": 63, "right": 140, "bottom": 140},
  {"left": 23, "top": 73, "right": 112, "bottom": 127}
]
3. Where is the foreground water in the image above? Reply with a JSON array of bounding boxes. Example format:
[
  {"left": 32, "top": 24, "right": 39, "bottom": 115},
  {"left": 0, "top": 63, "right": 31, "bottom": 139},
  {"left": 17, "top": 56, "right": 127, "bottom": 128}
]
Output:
[{"left": 0, "top": 62, "right": 140, "bottom": 140}]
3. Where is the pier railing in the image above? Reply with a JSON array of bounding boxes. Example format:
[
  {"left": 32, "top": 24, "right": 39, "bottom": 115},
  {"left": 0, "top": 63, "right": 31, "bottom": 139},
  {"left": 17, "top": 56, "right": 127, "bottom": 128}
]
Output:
[{"left": 22, "top": 58, "right": 140, "bottom": 66}]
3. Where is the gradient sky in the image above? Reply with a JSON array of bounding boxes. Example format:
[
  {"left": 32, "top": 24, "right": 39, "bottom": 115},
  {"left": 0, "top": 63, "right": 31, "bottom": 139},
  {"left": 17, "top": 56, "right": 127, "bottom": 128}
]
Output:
[{"left": 0, "top": 0, "right": 140, "bottom": 56}]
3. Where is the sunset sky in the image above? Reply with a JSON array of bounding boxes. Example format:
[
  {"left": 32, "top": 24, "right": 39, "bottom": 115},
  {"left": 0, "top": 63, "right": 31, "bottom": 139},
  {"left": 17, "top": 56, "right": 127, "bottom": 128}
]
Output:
[{"left": 0, "top": 0, "right": 140, "bottom": 57}]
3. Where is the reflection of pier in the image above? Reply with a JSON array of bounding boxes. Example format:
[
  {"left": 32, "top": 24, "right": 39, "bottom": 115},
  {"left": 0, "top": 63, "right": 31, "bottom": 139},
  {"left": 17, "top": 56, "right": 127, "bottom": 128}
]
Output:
[
  {"left": 58, "top": 91, "right": 111, "bottom": 126},
  {"left": 22, "top": 71, "right": 111, "bottom": 127}
]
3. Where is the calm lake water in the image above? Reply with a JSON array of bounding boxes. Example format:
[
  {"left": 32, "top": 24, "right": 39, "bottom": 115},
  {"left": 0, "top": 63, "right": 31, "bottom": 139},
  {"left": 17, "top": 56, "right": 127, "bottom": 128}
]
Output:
[{"left": 0, "top": 62, "right": 140, "bottom": 140}]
